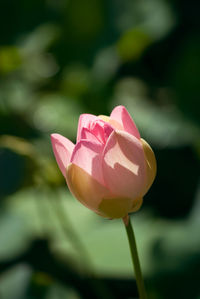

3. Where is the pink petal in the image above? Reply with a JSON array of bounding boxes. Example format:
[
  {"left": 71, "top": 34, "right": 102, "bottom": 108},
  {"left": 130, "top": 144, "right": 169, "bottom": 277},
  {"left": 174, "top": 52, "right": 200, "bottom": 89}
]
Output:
[
  {"left": 99, "top": 115, "right": 124, "bottom": 130},
  {"left": 102, "top": 130, "right": 146, "bottom": 199},
  {"left": 51, "top": 133, "right": 74, "bottom": 178},
  {"left": 90, "top": 120, "right": 114, "bottom": 144},
  {"left": 70, "top": 139, "right": 105, "bottom": 186},
  {"left": 80, "top": 127, "right": 100, "bottom": 143},
  {"left": 88, "top": 121, "right": 105, "bottom": 143},
  {"left": 110, "top": 105, "right": 140, "bottom": 139},
  {"left": 77, "top": 114, "right": 98, "bottom": 142}
]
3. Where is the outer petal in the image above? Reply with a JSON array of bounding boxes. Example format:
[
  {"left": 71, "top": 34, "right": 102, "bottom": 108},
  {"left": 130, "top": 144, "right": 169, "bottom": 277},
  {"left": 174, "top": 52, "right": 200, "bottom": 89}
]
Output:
[
  {"left": 66, "top": 164, "right": 136, "bottom": 219},
  {"left": 77, "top": 114, "right": 98, "bottom": 142},
  {"left": 97, "top": 196, "right": 143, "bottom": 218},
  {"left": 141, "top": 138, "right": 157, "bottom": 195},
  {"left": 110, "top": 105, "right": 140, "bottom": 139},
  {"left": 66, "top": 163, "right": 111, "bottom": 214},
  {"left": 51, "top": 133, "right": 74, "bottom": 178},
  {"left": 102, "top": 130, "right": 146, "bottom": 199},
  {"left": 70, "top": 139, "right": 104, "bottom": 186},
  {"left": 129, "top": 198, "right": 143, "bottom": 213},
  {"left": 98, "top": 197, "right": 134, "bottom": 218}
]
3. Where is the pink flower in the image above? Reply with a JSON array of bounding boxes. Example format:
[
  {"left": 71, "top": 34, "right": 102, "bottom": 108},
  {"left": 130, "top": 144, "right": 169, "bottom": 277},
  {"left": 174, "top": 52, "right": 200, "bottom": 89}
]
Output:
[{"left": 51, "top": 106, "right": 156, "bottom": 218}]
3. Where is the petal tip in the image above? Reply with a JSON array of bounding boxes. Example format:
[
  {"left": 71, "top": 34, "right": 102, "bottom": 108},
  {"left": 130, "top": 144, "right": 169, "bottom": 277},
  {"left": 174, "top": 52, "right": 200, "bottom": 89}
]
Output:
[
  {"left": 110, "top": 105, "right": 140, "bottom": 139},
  {"left": 51, "top": 133, "right": 75, "bottom": 178}
]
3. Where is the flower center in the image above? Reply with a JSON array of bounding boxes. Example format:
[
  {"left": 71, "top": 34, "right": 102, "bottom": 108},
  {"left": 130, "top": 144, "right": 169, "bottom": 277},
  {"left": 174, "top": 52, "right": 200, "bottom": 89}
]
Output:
[{"left": 89, "top": 119, "right": 114, "bottom": 144}]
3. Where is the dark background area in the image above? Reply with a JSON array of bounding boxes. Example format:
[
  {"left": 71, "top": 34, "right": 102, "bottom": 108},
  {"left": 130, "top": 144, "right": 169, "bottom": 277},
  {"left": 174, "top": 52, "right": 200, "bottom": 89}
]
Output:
[{"left": 0, "top": 0, "right": 200, "bottom": 298}]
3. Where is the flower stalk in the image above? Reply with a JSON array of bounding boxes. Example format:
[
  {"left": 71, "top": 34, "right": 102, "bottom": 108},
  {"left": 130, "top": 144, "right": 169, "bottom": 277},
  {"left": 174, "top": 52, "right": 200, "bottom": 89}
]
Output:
[{"left": 123, "top": 215, "right": 147, "bottom": 299}]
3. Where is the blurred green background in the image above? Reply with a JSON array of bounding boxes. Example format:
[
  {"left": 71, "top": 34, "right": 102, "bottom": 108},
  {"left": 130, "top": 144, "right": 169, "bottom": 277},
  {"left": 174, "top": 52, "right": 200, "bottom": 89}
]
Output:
[{"left": 0, "top": 0, "right": 200, "bottom": 298}]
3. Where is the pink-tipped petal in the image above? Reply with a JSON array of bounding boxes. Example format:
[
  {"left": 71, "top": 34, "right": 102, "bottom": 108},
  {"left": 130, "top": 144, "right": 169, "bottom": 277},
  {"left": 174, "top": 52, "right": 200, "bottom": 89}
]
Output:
[
  {"left": 141, "top": 138, "right": 157, "bottom": 196},
  {"left": 77, "top": 114, "right": 98, "bottom": 142},
  {"left": 70, "top": 139, "right": 104, "bottom": 186},
  {"left": 80, "top": 127, "right": 100, "bottom": 143},
  {"left": 66, "top": 163, "right": 111, "bottom": 214},
  {"left": 90, "top": 121, "right": 106, "bottom": 144},
  {"left": 102, "top": 130, "right": 146, "bottom": 199},
  {"left": 90, "top": 120, "right": 114, "bottom": 144},
  {"left": 51, "top": 133, "right": 74, "bottom": 178},
  {"left": 110, "top": 105, "right": 140, "bottom": 139}
]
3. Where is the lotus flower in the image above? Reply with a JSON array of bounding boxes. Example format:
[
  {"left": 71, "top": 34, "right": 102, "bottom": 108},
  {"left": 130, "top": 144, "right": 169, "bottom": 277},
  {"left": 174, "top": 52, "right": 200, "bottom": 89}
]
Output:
[{"left": 51, "top": 106, "right": 156, "bottom": 218}]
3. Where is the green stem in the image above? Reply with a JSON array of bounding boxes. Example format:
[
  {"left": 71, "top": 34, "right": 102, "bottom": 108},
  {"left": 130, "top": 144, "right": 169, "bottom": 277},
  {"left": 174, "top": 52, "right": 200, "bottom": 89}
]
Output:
[{"left": 123, "top": 216, "right": 147, "bottom": 299}]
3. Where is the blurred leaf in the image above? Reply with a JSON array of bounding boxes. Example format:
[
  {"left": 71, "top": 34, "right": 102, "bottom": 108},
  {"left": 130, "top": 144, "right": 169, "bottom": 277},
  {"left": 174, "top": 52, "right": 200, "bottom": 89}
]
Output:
[
  {"left": 64, "top": 0, "right": 104, "bottom": 40},
  {"left": 22, "top": 52, "right": 59, "bottom": 83},
  {"left": 45, "top": 282, "right": 80, "bottom": 299},
  {"left": 61, "top": 64, "right": 90, "bottom": 97},
  {"left": 0, "top": 135, "right": 35, "bottom": 157},
  {"left": 117, "top": 28, "right": 152, "bottom": 62},
  {"left": 169, "top": 35, "right": 200, "bottom": 124},
  {"left": 1, "top": 184, "right": 199, "bottom": 299},
  {"left": 92, "top": 46, "right": 120, "bottom": 84},
  {"left": 0, "top": 265, "right": 32, "bottom": 299},
  {"left": 115, "top": 0, "right": 175, "bottom": 39},
  {"left": 33, "top": 94, "right": 81, "bottom": 139},
  {"left": 0, "top": 210, "right": 31, "bottom": 259},
  {"left": 0, "top": 79, "right": 35, "bottom": 113},
  {"left": 20, "top": 24, "right": 60, "bottom": 55},
  {"left": 0, "top": 46, "right": 22, "bottom": 73}
]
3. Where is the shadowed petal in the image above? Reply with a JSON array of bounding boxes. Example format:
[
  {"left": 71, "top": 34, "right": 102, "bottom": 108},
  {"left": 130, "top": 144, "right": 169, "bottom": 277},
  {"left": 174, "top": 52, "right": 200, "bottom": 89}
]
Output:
[
  {"left": 98, "top": 197, "right": 133, "bottom": 218},
  {"left": 102, "top": 130, "right": 146, "bottom": 199},
  {"left": 80, "top": 127, "right": 100, "bottom": 143},
  {"left": 70, "top": 139, "right": 104, "bottom": 185},
  {"left": 129, "top": 198, "right": 143, "bottom": 213},
  {"left": 141, "top": 138, "right": 157, "bottom": 195},
  {"left": 110, "top": 105, "right": 140, "bottom": 139},
  {"left": 66, "top": 163, "right": 111, "bottom": 214},
  {"left": 51, "top": 134, "right": 74, "bottom": 178}
]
